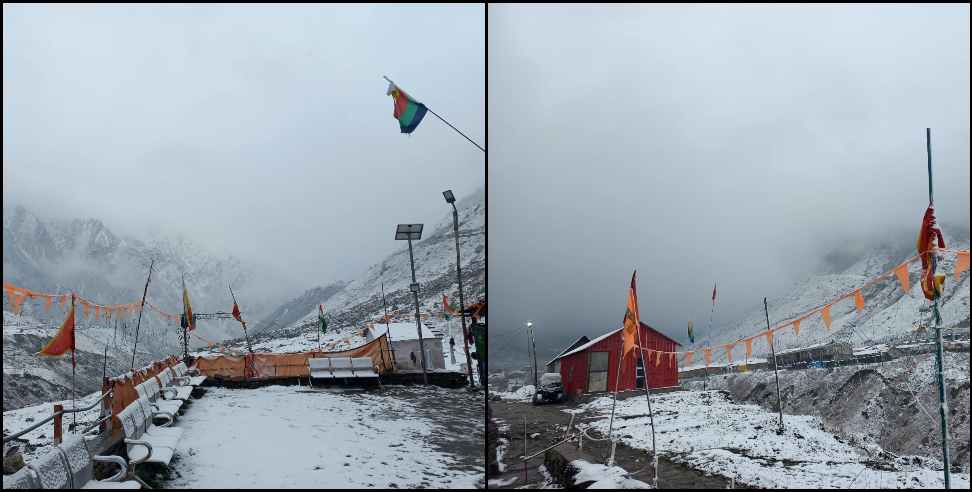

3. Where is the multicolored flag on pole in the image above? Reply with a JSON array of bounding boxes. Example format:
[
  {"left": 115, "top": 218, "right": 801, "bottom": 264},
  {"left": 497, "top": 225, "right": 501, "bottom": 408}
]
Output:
[
  {"left": 386, "top": 80, "right": 428, "bottom": 134},
  {"left": 38, "top": 294, "right": 77, "bottom": 367},
  {"left": 182, "top": 278, "right": 195, "bottom": 331},
  {"left": 917, "top": 205, "right": 946, "bottom": 301}
]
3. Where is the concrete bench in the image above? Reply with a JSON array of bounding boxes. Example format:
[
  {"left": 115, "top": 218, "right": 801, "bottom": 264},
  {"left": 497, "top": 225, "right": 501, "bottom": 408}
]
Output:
[
  {"left": 2, "top": 436, "right": 140, "bottom": 489},
  {"left": 117, "top": 398, "right": 184, "bottom": 467}
]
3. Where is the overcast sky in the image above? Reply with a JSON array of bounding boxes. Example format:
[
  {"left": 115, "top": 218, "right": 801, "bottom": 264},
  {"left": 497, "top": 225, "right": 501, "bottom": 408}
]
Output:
[
  {"left": 3, "top": 4, "right": 484, "bottom": 290},
  {"left": 488, "top": 4, "right": 970, "bottom": 368}
]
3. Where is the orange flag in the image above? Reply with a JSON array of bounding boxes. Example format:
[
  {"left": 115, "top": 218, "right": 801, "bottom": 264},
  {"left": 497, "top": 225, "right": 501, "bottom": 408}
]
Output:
[
  {"left": 669, "top": 352, "right": 675, "bottom": 367},
  {"left": 684, "top": 351, "right": 694, "bottom": 366},
  {"left": 724, "top": 342, "right": 736, "bottom": 364},
  {"left": 955, "top": 250, "right": 970, "bottom": 281},
  {"left": 822, "top": 305, "right": 832, "bottom": 330},
  {"left": 792, "top": 318, "right": 802, "bottom": 337},
  {"left": 853, "top": 290, "right": 864, "bottom": 314},
  {"left": 917, "top": 205, "right": 946, "bottom": 301},
  {"left": 622, "top": 271, "right": 640, "bottom": 360},
  {"left": 94, "top": 305, "right": 101, "bottom": 319},
  {"left": 765, "top": 329, "right": 774, "bottom": 348},
  {"left": 744, "top": 338, "right": 753, "bottom": 359},
  {"left": 81, "top": 301, "right": 90, "bottom": 320},
  {"left": 43, "top": 296, "right": 53, "bottom": 313},
  {"left": 655, "top": 350, "right": 663, "bottom": 367},
  {"left": 12, "top": 294, "right": 25, "bottom": 314},
  {"left": 702, "top": 347, "right": 712, "bottom": 367},
  {"left": 59, "top": 294, "right": 67, "bottom": 310},
  {"left": 38, "top": 294, "right": 76, "bottom": 367},
  {"left": 894, "top": 263, "right": 910, "bottom": 294}
]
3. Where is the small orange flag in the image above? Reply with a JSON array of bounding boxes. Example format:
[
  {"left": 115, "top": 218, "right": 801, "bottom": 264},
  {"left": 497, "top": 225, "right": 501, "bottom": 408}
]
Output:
[
  {"left": 703, "top": 347, "right": 713, "bottom": 367},
  {"left": 853, "top": 290, "right": 864, "bottom": 314},
  {"left": 38, "top": 295, "right": 77, "bottom": 367},
  {"left": 894, "top": 263, "right": 910, "bottom": 294},
  {"left": 765, "top": 329, "right": 774, "bottom": 348},
  {"left": 956, "top": 250, "right": 970, "bottom": 281},
  {"left": 669, "top": 352, "right": 676, "bottom": 367},
  {"left": 655, "top": 350, "right": 663, "bottom": 367},
  {"left": 822, "top": 305, "right": 832, "bottom": 330},
  {"left": 792, "top": 318, "right": 801, "bottom": 337},
  {"left": 724, "top": 343, "right": 736, "bottom": 364},
  {"left": 744, "top": 338, "right": 753, "bottom": 359},
  {"left": 43, "top": 296, "right": 53, "bottom": 313},
  {"left": 684, "top": 351, "right": 694, "bottom": 366}
]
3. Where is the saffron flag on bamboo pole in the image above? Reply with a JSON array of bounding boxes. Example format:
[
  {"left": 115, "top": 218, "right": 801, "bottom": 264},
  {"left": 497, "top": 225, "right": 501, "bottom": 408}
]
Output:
[
  {"left": 38, "top": 294, "right": 76, "bottom": 367},
  {"left": 917, "top": 205, "right": 946, "bottom": 301},
  {"left": 622, "top": 271, "right": 640, "bottom": 360},
  {"left": 386, "top": 81, "right": 428, "bottom": 134}
]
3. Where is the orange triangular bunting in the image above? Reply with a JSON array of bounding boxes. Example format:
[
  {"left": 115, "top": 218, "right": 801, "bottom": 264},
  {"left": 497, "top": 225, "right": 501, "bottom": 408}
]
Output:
[
  {"left": 854, "top": 290, "right": 864, "bottom": 314},
  {"left": 894, "top": 263, "right": 910, "bottom": 294},
  {"left": 822, "top": 305, "right": 832, "bottom": 330},
  {"left": 956, "top": 250, "right": 970, "bottom": 281},
  {"left": 744, "top": 338, "right": 753, "bottom": 359},
  {"left": 793, "top": 318, "right": 801, "bottom": 337},
  {"left": 703, "top": 348, "right": 713, "bottom": 367}
]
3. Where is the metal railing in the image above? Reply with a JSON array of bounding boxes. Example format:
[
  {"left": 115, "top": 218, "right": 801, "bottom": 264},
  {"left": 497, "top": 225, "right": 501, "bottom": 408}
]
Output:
[{"left": 3, "top": 389, "right": 113, "bottom": 443}]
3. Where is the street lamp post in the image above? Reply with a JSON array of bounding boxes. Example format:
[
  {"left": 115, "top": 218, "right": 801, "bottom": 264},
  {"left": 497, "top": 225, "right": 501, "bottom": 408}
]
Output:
[
  {"left": 443, "top": 190, "right": 476, "bottom": 387},
  {"left": 526, "top": 321, "right": 538, "bottom": 389},
  {"left": 396, "top": 223, "right": 429, "bottom": 385}
]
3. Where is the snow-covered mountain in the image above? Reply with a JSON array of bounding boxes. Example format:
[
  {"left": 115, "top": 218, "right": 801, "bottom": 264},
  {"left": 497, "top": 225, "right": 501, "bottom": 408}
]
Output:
[
  {"left": 692, "top": 226, "right": 970, "bottom": 364},
  {"left": 3, "top": 204, "right": 294, "bottom": 348},
  {"left": 232, "top": 188, "right": 486, "bottom": 355}
]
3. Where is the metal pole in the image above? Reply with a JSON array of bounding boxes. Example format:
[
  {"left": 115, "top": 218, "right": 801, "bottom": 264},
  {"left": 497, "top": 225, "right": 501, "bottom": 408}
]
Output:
[
  {"left": 529, "top": 323, "right": 539, "bottom": 389},
  {"left": 381, "top": 282, "right": 396, "bottom": 371},
  {"left": 927, "top": 127, "right": 951, "bottom": 489},
  {"left": 452, "top": 203, "right": 476, "bottom": 387},
  {"left": 764, "top": 297, "right": 784, "bottom": 434},
  {"left": 407, "top": 239, "right": 429, "bottom": 385},
  {"left": 131, "top": 260, "right": 154, "bottom": 370},
  {"left": 606, "top": 342, "right": 625, "bottom": 467},
  {"left": 634, "top": 323, "right": 659, "bottom": 488}
]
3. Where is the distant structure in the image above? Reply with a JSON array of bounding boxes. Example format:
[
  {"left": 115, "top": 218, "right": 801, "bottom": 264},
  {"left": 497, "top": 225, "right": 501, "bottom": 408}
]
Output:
[
  {"left": 545, "top": 322, "right": 680, "bottom": 399},
  {"left": 774, "top": 340, "right": 854, "bottom": 368},
  {"left": 366, "top": 322, "right": 445, "bottom": 371}
]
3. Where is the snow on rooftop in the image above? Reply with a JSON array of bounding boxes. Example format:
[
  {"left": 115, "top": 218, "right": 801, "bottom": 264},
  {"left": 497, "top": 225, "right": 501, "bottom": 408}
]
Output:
[
  {"left": 160, "top": 385, "right": 482, "bottom": 488},
  {"left": 557, "top": 328, "right": 622, "bottom": 360},
  {"left": 369, "top": 322, "right": 440, "bottom": 341}
]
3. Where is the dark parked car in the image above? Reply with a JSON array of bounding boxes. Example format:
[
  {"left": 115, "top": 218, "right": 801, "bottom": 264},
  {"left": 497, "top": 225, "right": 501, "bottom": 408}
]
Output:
[{"left": 532, "top": 373, "right": 566, "bottom": 405}]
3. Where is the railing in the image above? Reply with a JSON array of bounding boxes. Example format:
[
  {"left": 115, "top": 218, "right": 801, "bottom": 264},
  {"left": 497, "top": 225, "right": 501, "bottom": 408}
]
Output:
[{"left": 3, "top": 389, "right": 113, "bottom": 443}]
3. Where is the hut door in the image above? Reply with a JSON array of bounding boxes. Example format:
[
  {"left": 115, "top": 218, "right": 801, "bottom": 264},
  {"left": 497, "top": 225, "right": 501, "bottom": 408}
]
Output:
[
  {"left": 588, "top": 351, "right": 609, "bottom": 392},
  {"left": 635, "top": 355, "right": 645, "bottom": 389}
]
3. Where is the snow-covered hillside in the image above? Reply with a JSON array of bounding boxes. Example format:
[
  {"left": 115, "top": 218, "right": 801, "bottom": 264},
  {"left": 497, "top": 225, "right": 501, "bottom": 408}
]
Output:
[{"left": 693, "top": 230, "right": 970, "bottom": 363}]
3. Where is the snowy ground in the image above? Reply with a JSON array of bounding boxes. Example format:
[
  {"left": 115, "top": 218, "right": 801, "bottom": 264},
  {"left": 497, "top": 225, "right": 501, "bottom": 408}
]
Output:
[
  {"left": 159, "top": 384, "right": 483, "bottom": 489},
  {"left": 575, "top": 390, "right": 970, "bottom": 489},
  {"left": 570, "top": 460, "right": 651, "bottom": 489},
  {"left": 492, "top": 384, "right": 535, "bottom": 402}
]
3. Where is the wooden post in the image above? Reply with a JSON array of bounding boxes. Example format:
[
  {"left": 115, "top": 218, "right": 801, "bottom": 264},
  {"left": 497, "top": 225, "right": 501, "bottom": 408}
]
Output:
[{"left": 53, "top": 404, "right": 63, "bottom": 444}]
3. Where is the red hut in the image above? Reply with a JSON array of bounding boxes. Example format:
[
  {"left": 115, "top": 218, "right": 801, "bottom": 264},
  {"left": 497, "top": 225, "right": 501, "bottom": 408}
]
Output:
[{"left": 547, "top": 322, "right": 680, "bottom": 399}]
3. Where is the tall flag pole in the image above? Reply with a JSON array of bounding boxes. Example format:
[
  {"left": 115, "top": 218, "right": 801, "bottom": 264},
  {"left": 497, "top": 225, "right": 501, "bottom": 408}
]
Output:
[
  {"left": 703, "top": 282, "right": 717, "bottom": 391},
  {"left": 924, "top": 128, "right": 951, "bottom": 489},
  {"left": 383, "top": 76, "right": 485, "bottom": 152},
  {"left": 229, "top": 285, "right": 253, "bottom": 354},
  {"left": 629, "top": 272, "right": 659, "bottom": 488},
  {"left": 131, "top": 260, "right": 154, "bottom": 370}
]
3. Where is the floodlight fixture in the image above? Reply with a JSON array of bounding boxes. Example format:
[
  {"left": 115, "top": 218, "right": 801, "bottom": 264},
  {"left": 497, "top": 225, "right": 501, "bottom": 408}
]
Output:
[{"left": 442, "top": 190, "right": 455, "bottom": 204}]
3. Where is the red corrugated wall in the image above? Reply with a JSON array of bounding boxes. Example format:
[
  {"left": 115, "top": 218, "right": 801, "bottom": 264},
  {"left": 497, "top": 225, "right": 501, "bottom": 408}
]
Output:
[{"left": 558, "top": 322, "right": 678, "bottom": 397}]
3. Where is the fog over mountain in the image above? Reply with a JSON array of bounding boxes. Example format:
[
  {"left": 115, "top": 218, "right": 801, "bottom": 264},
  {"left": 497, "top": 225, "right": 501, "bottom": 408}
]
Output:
[{"left": 488, "top": 4, "right": 970, "bottom": 369}]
